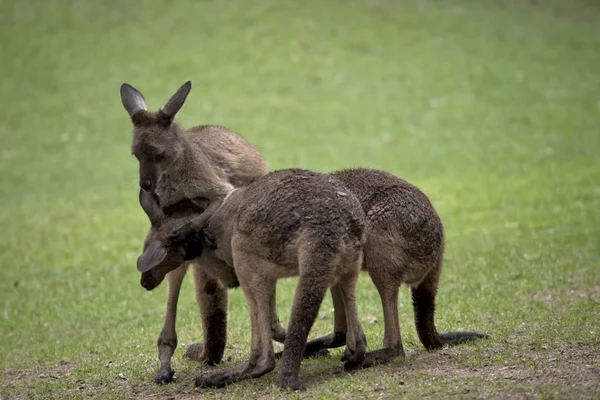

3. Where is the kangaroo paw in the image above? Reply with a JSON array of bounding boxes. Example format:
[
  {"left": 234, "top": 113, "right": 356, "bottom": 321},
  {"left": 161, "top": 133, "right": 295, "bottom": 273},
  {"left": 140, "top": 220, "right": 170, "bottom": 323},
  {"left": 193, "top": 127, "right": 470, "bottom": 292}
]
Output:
[{"left": 154, "top": 368, "right": 175, "bottom": 384}]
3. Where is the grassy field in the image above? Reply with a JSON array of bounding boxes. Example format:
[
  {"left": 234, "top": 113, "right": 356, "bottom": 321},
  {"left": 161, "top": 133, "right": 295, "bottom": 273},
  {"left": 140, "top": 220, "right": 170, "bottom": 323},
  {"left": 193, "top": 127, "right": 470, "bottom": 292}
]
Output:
[{"left": 1, "top": 0, "right": 599, "bottom": 398}]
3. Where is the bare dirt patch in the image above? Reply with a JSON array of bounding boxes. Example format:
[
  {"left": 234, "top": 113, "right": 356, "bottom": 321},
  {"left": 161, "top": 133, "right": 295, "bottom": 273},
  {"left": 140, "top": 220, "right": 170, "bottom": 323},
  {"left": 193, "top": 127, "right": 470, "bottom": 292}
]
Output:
[
  {"left": 532, "top": 284, "right": 600, "bottom": 305},
  {"left": 2, "top": 360, "right": 76, "bottom": 382},
  {"left": 394, "top": 342, "right": 600, "bottom": 399},
  {"left": 2, "top": 342, "right": 598, "bottom": 399}
]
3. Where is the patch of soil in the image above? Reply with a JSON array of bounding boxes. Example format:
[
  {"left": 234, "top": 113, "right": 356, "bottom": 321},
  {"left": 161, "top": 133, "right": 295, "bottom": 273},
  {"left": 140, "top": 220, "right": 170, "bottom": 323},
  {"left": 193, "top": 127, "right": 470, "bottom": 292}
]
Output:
[
  {"left": 395, "top": 342, "right": 600, "bottom": 399},
  {"left": 2, "top": 360, "right": 76, "bottom": 382},
  {"left": 2, "top": 341, "right": 598, "bottom": 399},
  {"left": 532, "top": 284, "right": 600, "bottom": 305}
]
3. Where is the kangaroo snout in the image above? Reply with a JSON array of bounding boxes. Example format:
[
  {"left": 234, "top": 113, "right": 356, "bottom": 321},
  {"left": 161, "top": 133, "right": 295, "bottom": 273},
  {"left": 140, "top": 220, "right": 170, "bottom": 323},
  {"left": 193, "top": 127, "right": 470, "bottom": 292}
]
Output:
[
  {"left": 141, "top": 271, "right": 160, "bottom": 291},
  {"left": 140, "top": 179, "right": 153, "bottom": 191}
]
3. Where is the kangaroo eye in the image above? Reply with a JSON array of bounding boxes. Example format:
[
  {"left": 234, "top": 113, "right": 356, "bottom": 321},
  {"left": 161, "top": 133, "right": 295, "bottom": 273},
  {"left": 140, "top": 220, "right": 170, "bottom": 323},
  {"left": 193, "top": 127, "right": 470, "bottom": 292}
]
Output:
[{"left": 155, "top": 151, "right": 166, "bottom": 161}]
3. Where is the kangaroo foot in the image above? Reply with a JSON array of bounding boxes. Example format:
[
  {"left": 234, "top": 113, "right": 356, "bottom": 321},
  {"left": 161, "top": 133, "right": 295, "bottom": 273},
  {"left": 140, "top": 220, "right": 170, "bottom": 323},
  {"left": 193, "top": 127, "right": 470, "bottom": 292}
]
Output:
[
  {"left": 440, "top": 331, "right": 489, "bottom": 347},
  {"left": 343, "top": 347, "right": 405, "bottom": 371},
  {"left": 298, "top": 331, "right": 346, "bottom": 359},
  {"left": 195, "top": 360, "right": 275, "bottom": 388},
  {"left": 278, "top": 373, "right": 308, "bottom": 391},
  {"left": 195, "top": 372, "right": 233, "bottom": 389},
  {"left": 307, "top": 348, "right": 331, "bottom": 358},
  {"left": 275, "top": 347, "right": 330, "bottom": 359},
  {"left": 154, "top": 367, "right": 175, "bottom": 384}
]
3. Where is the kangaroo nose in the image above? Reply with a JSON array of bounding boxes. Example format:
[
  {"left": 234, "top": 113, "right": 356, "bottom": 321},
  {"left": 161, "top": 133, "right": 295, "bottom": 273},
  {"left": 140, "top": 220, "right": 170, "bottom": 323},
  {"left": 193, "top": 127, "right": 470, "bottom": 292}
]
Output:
[{"left": 140, "top": 180, "right": 153, "bottom": 191}]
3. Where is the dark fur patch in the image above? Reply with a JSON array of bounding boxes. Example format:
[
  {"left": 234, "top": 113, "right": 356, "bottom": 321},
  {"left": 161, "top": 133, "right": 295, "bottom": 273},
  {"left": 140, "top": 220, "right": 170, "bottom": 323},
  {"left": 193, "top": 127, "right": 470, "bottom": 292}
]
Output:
[
  {"left": 202, "top": 277, "right": 221, "bottom": 296},
  {"left": 131, "top": 110, "right": 155, "bottom": 126},
  {"left": 202, "top": 308, "right": 227, "bottom": 365},
  {"left": 411, "top": 284, "right": 443, "bottom": 350},
  {"left": 156, "top": 110, "right": 173, "bottom": 126},
  {"left": 162, "top": 197, "right": 209, "bottom": 216},
  {"left": 183, "top": 238, "right": 203, "bottom": 260}
]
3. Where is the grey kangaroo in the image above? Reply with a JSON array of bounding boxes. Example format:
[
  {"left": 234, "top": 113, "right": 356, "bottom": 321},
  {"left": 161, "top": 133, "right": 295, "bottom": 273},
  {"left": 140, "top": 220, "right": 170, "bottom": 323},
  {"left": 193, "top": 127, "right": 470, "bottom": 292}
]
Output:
[
  {"left": 122, "top": 81, "right": 486, "bottom": 381},
  {"left": 135, "top": 189, "right": 236, "bottom": 383},
  {"left": 300, "top": 168, "right": 488, "bottom": 366},
  {"left": 120, "top": 81, "right": 268, "bottom": 383},
  {"left": 120, "top": 80, "right": 267, "bottom": 210},
  {"left": 173, "top": 167, "right": 488, "bottom": 369},
  {"left": 161, "top": 169, "right": 368, "bottom": 390}
]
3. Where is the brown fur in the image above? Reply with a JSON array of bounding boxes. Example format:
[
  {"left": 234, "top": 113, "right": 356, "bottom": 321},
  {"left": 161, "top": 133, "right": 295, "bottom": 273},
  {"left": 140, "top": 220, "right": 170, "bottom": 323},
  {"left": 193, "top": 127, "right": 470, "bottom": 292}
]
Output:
[
  {"left": 122, "top": 82, "right": 486, "bottom": 384},
  {"left": 167, "top": 169, "right": 368, "bottom": 390},
  {"left": 298, "top": 168, "right": 488, "bottom": 366},
  {"left": 121, "top": 81, "right": 268, "bottom": 383},
  {"left": 137, "top": 190, "right": 240, "bottom": 383},
  {"left": 120, "top": 81, "right": 267, "bottom": 209}
]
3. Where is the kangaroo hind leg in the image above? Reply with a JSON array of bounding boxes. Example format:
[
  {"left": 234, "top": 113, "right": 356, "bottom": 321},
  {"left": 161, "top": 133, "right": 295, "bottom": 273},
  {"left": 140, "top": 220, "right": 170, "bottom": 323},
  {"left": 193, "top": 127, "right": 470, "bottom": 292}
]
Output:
[
  {"left": 278, "top": 251, "right": 333, "bottom": 391},
  {"left": 195, "top": 255, "right": 277, "bottom": 388},
  {"left": 336, "top": 269, "right": 367, "bottom": 371},
  {"left": 357, "top": 265, "right": 405, "bottom": 369},
  {"left": 184, "top": 265, "right": 228, "bottom": 365},
  {"left": 302, "top": 284, "right": 349, "bottom": 358}
]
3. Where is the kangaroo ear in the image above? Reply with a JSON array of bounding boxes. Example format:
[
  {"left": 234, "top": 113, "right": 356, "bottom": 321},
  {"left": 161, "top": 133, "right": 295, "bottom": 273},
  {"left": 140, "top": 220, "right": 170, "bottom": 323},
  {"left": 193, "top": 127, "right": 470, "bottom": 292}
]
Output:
[
  {"left": 137, "top": 241, "right": 168, "bottom": 273},
  {"left": 120, "top": 83, "right": 147, "bottom": 118},
  {"left": 139, "top": 189, "right": 163, "bottom": 225},
  {"left": 159, "top": 81, "right": 192, "bottom": 120}
]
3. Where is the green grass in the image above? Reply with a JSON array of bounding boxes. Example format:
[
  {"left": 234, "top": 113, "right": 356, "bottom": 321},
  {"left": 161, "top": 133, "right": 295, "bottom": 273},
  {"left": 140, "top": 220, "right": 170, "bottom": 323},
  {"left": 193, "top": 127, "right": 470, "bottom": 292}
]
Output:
[{"left": 1, "top": 0, "right": 599, "bottom": 398}]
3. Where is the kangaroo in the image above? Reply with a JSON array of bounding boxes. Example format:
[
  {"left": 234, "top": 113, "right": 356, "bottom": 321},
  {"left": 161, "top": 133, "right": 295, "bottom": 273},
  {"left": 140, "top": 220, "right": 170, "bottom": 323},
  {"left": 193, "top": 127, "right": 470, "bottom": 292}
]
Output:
[
  {"left": 238, "top": 168, "right": 487, "bottom": 366},
  {"left": 161, "top": 168, "right": 368, "bottom": 390},
  {"left": 136, "top": 189, "right": 244, "bottom": 294},
  {"left": 120, "top": 80, "right": 267, "bottom": 210},
  {"left": 296, "top": 168, "right": 488, "bottom": 366},
  {"left": 120, "top": 81, "right": 269, "bottom": 383},
  {"left": 122, "top": 81, "right": 486, "bottom": 381},
  {"left": 136, "top": 189, "right": 238, "bottom": 383},
  {"left": 138, "top": 188, "right": 294, "bottom": 379},
  {"left": 140, "top": 165, "right": 488, "bottom": 380}
]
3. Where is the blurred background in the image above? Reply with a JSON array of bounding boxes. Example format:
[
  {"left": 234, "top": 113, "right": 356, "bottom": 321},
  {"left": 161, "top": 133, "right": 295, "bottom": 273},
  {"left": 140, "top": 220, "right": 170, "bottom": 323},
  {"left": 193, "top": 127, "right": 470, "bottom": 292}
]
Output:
[{"left": 1, "top": 0, "right": 598, "bottom": 397}]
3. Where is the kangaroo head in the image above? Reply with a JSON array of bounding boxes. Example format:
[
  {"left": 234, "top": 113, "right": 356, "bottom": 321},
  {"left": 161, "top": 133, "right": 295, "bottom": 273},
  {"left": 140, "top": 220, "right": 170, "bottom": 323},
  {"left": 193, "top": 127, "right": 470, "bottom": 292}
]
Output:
[
  {"left": 137, "top": 189, "right": 208, "bottom": 290},
  {"left": 120, "top": 81, "right": 192, "bottom": 193}
]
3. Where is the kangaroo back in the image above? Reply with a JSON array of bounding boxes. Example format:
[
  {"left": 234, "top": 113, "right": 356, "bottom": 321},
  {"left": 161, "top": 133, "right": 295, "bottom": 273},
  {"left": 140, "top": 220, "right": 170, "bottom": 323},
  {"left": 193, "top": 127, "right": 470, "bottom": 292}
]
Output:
[
  {"left": 331, "top": 168, "right": 444, "bottom": 269},
  {"left": 208, "top": 169, "right": 365, "bottom": 270}
]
